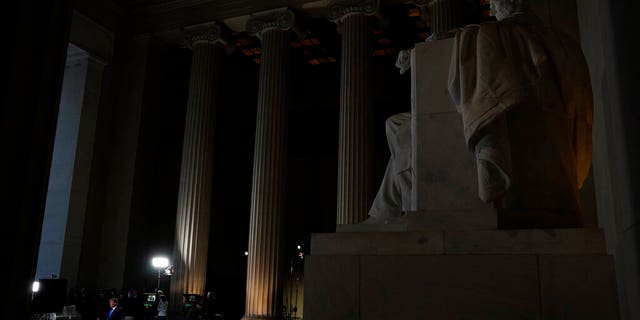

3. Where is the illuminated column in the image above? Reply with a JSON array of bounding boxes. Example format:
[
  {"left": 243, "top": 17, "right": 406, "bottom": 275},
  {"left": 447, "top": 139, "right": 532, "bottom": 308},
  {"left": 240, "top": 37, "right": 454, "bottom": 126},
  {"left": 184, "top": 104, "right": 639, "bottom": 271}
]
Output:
[
  {"left": 170, "top": 23, "right": 223, "bottom": 308},
  {"left": 329, "top": 0, "right": 377, "bottom": 225},
  {"left": 243, "top": 8, "right": 293, "bottom": 320}
]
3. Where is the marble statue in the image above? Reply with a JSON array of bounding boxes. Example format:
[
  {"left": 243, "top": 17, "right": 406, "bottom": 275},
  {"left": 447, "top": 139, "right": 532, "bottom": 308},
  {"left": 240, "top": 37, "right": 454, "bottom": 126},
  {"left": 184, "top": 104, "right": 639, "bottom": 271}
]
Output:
[
  {"left": 362, "top": 0, "right": 593, "bottom": 228},
  {"left": 364, "top": 111, "right": 412, "bottom": 224},
  {"left": 448, "top": 0, "right": 594, "bottom": 228},
  {"left": 362, "top": 49, "right": 413, "bottom": 225}
]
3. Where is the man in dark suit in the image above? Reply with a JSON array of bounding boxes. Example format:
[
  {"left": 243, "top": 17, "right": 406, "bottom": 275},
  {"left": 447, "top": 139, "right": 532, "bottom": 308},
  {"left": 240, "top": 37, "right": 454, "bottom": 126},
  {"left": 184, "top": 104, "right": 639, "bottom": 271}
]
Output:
[{"left": 105, "top": 298, "right": 126, "bottom": 320}]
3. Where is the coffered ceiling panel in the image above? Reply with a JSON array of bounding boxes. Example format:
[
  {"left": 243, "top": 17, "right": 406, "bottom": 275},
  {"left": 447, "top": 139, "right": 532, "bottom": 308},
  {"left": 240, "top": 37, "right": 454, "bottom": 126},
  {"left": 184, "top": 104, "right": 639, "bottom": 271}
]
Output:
[{"left": 127, "top": 0, "right": 410, "bottom": 34}]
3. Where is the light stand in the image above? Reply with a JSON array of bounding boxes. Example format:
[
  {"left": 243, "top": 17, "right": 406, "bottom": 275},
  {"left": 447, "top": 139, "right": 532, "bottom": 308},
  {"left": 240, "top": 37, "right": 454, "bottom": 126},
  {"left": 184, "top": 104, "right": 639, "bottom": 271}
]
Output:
[
  {"left": 156, "top": 269, "right": 162, "bottom": 293},
  {"left": 151, "top": 257, "right": 170, "bottom": 292}
]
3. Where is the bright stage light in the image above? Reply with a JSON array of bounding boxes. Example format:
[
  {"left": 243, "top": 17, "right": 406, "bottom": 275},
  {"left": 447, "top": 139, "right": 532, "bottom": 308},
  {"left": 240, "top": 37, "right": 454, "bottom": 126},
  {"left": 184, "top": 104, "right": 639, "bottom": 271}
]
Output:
[{"left": 152, "top": 257, "right": 170, "bottom": 269}]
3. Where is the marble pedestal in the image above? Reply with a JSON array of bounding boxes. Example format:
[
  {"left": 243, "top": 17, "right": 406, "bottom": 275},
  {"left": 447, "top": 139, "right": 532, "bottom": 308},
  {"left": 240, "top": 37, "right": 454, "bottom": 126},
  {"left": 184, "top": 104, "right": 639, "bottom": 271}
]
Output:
[{"left": 304, "top": 228, "right": 619, "bottom": 319}]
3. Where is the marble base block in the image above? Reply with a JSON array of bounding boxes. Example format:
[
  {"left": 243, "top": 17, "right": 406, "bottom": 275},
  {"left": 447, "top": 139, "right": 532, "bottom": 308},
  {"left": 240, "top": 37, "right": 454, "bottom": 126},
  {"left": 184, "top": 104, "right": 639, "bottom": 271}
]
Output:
[{"left": 304, "top": 229, "right": 619, "bottom": 320}]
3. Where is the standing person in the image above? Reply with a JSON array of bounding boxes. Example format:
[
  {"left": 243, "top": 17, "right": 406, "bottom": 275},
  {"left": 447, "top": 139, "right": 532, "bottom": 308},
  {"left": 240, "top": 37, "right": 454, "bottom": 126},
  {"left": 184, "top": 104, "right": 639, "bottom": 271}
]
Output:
[
  {"left": 103, "top": 298, "right": 126, "bottom": 320},
  {"left": 157, "top": 295, "right": 168, "bottom": 320}
]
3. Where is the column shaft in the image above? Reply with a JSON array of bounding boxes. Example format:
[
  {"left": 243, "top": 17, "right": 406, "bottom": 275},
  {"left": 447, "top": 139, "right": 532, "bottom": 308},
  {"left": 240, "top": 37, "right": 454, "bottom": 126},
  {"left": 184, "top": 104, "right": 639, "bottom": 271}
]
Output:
[
  {"left": 337, "top": 13, "right": 374, "bottom": 225},
  {"left": 430, "top": 0, "right": 464, "bottom": 35},
  {"left": 243, "top": 28, "right": 290, "bottom": 320},
  {"left": 171, "top": 40, "right": 220, "bottom": 305}
]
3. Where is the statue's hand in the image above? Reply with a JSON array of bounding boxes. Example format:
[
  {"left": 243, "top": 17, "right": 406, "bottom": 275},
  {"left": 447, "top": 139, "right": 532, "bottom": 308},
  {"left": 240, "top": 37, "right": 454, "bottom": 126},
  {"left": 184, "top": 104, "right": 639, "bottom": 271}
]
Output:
[{"left": 395, "top": 49, "right": 412, "bottom": 75}]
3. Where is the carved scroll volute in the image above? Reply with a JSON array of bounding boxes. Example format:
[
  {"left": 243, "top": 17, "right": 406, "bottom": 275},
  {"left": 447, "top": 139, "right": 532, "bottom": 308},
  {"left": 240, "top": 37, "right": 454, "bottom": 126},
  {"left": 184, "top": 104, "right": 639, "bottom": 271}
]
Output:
[
  {"left": 327, "top": 0, "right": 378, "bottom": 23},
  {"left": 246, "top": 8, "right": 295, "bottom": 38},
  {"left": 412, "top": 0, "right": 431, "bottom": 23},
  {"left": 183, "top": 22, "right": 224, "bottom": 49}
]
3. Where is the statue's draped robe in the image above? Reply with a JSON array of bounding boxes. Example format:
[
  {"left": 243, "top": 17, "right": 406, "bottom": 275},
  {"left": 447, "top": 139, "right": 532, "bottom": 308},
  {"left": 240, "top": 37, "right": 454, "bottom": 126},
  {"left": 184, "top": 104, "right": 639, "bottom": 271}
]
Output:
[
  {"left": 368, "top": 112, "right": 412, "bottom": 220},
  {"left": 448, "top": 13, "right": 593, "bottom": 224}
]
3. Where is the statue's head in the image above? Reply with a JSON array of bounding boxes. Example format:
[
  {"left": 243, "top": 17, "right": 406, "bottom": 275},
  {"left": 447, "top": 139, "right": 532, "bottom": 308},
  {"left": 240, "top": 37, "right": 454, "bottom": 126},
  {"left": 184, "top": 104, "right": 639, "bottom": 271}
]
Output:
[{"left": 490, "top": 0, "right": 528, "bottom": 21}]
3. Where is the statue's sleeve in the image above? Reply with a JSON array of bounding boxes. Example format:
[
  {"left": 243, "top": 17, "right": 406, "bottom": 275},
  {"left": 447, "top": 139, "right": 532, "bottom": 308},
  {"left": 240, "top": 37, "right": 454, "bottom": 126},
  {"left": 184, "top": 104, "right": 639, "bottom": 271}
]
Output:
[
  {"left": 449, "top": 22, "right": 552, "bottom": 202},
  {"left": 449, "top": 25, "right": 513, "bottom": 202},
  {"left": 450, "top": 23, "right": 548, "bottom": 148},
  {"left": 448, "top": 26, "right": 476, "bottom": 146}
]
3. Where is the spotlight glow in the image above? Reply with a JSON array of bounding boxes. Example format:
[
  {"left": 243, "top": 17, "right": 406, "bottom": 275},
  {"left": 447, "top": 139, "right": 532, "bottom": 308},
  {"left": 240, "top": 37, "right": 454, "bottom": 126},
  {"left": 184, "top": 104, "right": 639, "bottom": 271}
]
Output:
[
  {"left": 32, "top": 281, "right": 40, "bottom": 292},
  {"left": 152, "top": 257, "right": 170, "bottom": 269}
]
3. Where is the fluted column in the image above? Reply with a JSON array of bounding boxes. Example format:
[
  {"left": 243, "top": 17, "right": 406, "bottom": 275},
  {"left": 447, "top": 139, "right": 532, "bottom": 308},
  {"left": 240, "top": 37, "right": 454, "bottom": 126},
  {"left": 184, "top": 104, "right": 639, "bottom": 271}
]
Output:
[
  {"left": 425, "top": 0, "right": 464, "bottom": 35},
  {"left": 170, "top": 23, "right": 223, "bottom": 309},
  {"left": 243, "top": 8, "right": 293, "bottom": 320},
  {"left": 329, "top": 0, "right": 377, "bottom": 225}
]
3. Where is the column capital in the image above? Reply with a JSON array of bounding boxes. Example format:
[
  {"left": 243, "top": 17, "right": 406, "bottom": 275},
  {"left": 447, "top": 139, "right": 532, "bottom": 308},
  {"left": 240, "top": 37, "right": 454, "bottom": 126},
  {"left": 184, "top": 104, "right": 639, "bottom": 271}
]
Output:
[
  {"left": 413, "top": 0, "right": 429, "bottom": 7},
  {"left": 246, "top": 7, "right": 295, "bottom": 38},
  {"left": 183, "top": 22, "right": 225, "bottom": 48},
  {"left": 411, "top": 0, "right": 430, "bottom": 29},
  {"left": 327, "top": 0, "right": 378, "bottom": 23}
]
